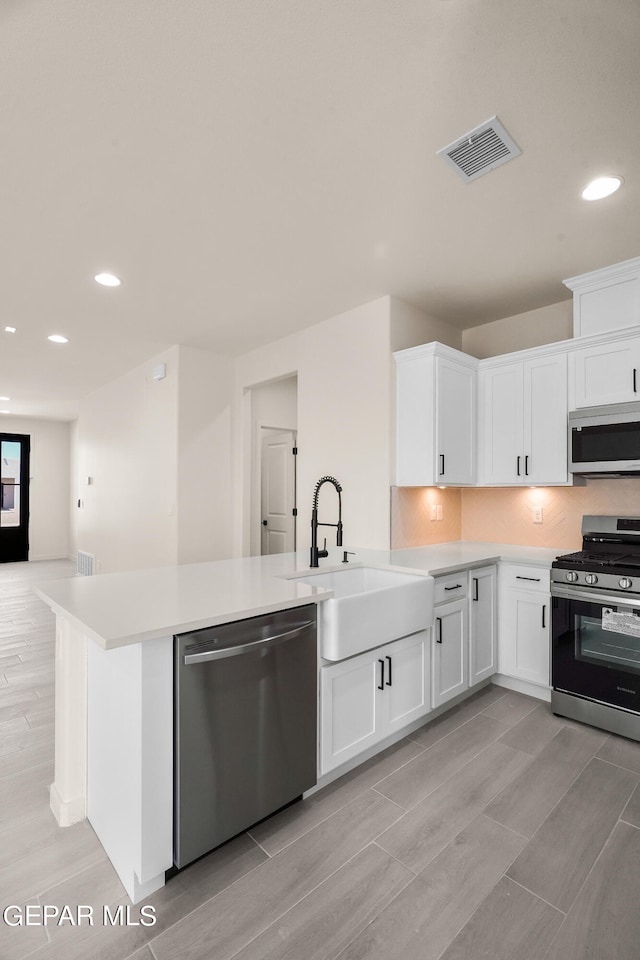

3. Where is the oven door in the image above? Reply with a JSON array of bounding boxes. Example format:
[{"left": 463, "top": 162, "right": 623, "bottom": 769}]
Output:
[{"left": 552, "top": 587, "right": 640, "bottom": 712}]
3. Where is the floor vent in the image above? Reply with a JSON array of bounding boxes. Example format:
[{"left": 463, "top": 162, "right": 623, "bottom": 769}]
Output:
[
  {"left": 77, "top": 551, "right": 95, "bottom": 576},
  {"left": 437, "top": 116, "right": 521, "bottom": 182}
]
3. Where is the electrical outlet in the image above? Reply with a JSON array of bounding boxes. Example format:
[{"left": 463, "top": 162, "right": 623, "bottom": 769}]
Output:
[
  {"left": 533, "top": 507, "right": 543, "bottom": 524},
  {"left": 436, "top": 504, "right": 443, "bottom": 521},
  {"left": 430, "top": 504, "right": 437, "bottom": 521}
]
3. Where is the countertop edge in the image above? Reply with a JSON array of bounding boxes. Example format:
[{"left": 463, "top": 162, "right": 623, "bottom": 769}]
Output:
[{"left": 35, "top": 541, "right": 564, "bottom": 648}]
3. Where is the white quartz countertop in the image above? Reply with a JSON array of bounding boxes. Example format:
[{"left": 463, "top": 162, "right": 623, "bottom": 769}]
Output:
[
  {"left": 390, "top": 541, "right": 561, "bottom": 574},
  {"left": 35, "top": 540, "right": 564, "bottom": 649}
]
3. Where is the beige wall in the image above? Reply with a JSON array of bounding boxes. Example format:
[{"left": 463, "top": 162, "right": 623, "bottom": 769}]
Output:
[
  {"left": 73, "top": 345, "right": 237, "bottom": 573},
  {"left": 1, "top": 414, "right": 71, "bottom": 561},
  {"left": 390, "top": 297, "right": 462, "bottom": 352},
  {"left": 176, "top": 347, "right": 234, "bottom": 565},
  {"left": 235, "top": 297, "right": 393, "bottom": 557},
  {"left": 462, "top": 300, "right": 572, "bottom": 359},
  {"left": 73, "top": 347, "right": 180, "bottom": 574}
]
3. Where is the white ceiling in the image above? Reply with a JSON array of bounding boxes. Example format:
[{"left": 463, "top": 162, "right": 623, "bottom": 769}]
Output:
[{"left": 2, "top": 0, "right": 639, "bottom": 420}]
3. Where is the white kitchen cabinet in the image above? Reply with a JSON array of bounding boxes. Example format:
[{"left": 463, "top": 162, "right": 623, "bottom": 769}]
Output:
[
  {"left": 479, "top": 352, "right": 567, "bottom": 485},
  {"left": 433, "top": 599, "right": 468, "bottom": 707},
  {"left": 570, "top": 333, "right": 640, "bottom": 408},
  {"left": 432, "top": 571, "right": 469, "bottom": 708},
  {"left": 498, "top": 563, "right": 550, "bottom": 688},
  {"left": 319, "top": 630, "right": 430, "bottom": 775},
  {"left": 469, "top": 565, "right": 497, "bottom": 686},
  {"left": 564, "top": 256, "right": 640, "bottom": 339},
  {"left": 395, "top": 342, "right": 477, "bottom": 486}
]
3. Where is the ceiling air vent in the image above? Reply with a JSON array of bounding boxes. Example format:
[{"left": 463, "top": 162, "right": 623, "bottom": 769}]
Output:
[{"left": 437, "top": 116, "right": 521, "bottom": 182}]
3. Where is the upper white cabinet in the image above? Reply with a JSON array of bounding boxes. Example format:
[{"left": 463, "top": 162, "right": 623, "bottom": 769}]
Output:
[
  {"left": 395, "top": 343, "right": 477, "bottom": 486},
  {"left": 478, "top": 352, "right": 568, "bottom": 485},
  {"left": 564, "top": 257, "right": 640, "bottom": 338},
  {"left": 570, "top": 332, "right": 640, "bottom": 408}
]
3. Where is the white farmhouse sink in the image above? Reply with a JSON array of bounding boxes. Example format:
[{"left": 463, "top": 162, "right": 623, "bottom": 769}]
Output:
[{"left": 291, "top": 565, "right": 434, "bottom": 660}]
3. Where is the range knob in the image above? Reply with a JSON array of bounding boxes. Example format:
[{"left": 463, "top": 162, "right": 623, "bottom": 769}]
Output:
[
  {"left": 619, "top": 577, "right": 633, "bottom": 589},
  {"left": 585, "top": 573, "right": 598, "bottom": 585},
  {"left": 566, "top": 571, "right": 579, "bottom": 583}
]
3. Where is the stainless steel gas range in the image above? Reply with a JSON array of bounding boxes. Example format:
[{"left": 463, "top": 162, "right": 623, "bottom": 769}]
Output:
[{"left": 552, "top": 515, "right": 640, "bottom": 741}]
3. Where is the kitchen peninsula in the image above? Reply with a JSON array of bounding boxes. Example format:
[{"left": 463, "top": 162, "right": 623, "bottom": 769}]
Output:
[{"left": 36, "top": 540, "right": 560, "bottom": 903}]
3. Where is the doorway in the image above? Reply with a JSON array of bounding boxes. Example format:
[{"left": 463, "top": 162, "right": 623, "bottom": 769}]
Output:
[
  {"left": 1, "top": 433, "right": 30, "bottom": 562},
  {"left": 246, "top": 374, "right": 298, "bottom": 557},
  {"left": 260, "top": 429, "right": 297, "bottom": 555}
]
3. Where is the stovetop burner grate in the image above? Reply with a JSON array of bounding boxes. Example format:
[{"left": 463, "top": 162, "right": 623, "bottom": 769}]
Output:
[{"left": 554, "top": 550, "right": 628, "bottom": 566}]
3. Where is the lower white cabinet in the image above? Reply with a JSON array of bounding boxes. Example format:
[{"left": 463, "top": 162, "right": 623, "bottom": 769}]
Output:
[
  {"left": 498, "top": 563, "right": 550, "bottom": 688},
  {"left": 469, "top": 565, "right": 498, "bottom": 686},
  {"left": 432, "top": 566, "right": 497, "bottom": 708},
  {"left": 318, "top": 562, "right": 502, "bottom": 777},
  {"left": 433, "top": 597, "right": 468, "bottom": 708},
  {"left": 432, "top": 572, "right": 470, "bottom": 709},
  {"left": 319, "top": 630, "right": 431, "bottom": 775}
]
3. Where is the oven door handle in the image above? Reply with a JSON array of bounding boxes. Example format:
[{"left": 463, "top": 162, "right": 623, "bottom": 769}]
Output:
[{"left": 551, "top": 586, "right": 640, "bottom": 609}]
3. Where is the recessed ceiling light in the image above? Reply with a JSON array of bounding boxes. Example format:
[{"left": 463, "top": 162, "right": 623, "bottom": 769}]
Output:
[
  {"left": 48, "top": 334, "right": 69, "bottom": 344},
  {"left": 581, "top": 176, "right": 623, "bottom": 201},
  {"left": 4, "top": 326, "right": 16, "bottom": 333},
  {"left": 0, "top": 396, "right": 9, "bottom": 401},
  {"left": 94, "top": 272, "right": 121, "bottom": 287},
  {"left": 0, "top": 410, "right": 10, "bottom": 414}
]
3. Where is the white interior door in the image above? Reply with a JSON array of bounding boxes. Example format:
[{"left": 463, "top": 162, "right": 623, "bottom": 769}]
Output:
[{"left": 260, "top": 430, "right": 296, "bottom": 555}]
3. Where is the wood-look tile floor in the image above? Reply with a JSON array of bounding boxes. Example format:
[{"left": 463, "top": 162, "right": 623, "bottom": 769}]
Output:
[{"left": 2, "top": 559, "right": 640, "bottom": 960}]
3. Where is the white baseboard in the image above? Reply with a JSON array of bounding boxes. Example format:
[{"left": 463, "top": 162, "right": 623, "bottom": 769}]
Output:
[
  {"left": 493, "top": 673, "right": 551, "bottom": 702},
  {"left": 50, "top": 782, "right": 86, "bottom": 827}
]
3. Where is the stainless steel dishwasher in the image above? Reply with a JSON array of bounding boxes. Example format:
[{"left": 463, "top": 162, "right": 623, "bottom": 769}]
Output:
[{"left": 173, "top": 604, "right": 317, "bottom": 868}]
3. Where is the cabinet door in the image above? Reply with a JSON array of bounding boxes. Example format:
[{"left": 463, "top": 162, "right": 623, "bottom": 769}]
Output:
[
  {"left": 469, "top": 566, "right": 497, "bottom": 686},
  {"left": 499, "top": 588, "right": 550, "bottom": 687},
  {"left": 437, "top": 357, "right": 475, "bottom": 484},
  {"left": 433, "top": 599, "right": 468, "bottom": 708},
  {"left": 319, "top": 652, "right": 381, "bottom": 775},
  {"left": 384, "top": 631, "right": 431, "bottom": 733},
  {"left": 572, "top": 337, "right": 640, "bottom": 408},
  {"left": 479, "top": 363, "right": 524, "bottom": 484},
  {"left": 524, "top": 354, "right": 568, "bottom": 484}
]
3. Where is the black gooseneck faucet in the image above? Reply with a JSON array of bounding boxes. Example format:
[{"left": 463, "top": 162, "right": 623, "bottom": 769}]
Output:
[{"left": 310, "top": 476, "right": 343, "bottom": 567}]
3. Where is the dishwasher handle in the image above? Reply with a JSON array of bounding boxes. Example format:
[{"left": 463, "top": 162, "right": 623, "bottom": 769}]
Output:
[{"left": 183, "top": 620, "right": 315, "bottom": 665}]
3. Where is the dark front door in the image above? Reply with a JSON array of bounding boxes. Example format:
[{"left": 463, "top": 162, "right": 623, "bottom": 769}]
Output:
[{"left": 0, "top": 433, "right": 30, "bottom": 563}]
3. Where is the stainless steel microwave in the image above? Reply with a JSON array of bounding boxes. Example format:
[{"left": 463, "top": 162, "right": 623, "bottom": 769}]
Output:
[{"left": 569, "top": 402, "right": 640, "bottom": 476}]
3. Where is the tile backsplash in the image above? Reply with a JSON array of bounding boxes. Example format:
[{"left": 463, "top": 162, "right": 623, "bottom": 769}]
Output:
[
  {"left": 391, "top": 479, "right": 640, "bottom": 551},
  {"left": 391, "top": 486, "right": 462, "bottom": 548}
]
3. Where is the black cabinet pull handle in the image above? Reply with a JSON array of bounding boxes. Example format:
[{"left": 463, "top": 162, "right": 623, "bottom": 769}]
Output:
[
  {"left": 444, "top": 584, "right": 462, "bottom": 591},
  {"left": 377, "top": 659, "right": 385, "bottom": 690},
  {"left": 634, "top": 369, "right": 638, "bottom": 394},
  {"left": 525, "top": 455, "right": 529, "bottom": 476},
  {"left": 439, "top": 454, "right": 445, "bottom": 476},
  {"left": 516, "top": 575, "right": 541, "bottom": 581},
  {"left": 516, "top": 455, "right": 521, "bottom": 476},
  {"left": 386, "top": 655, "right": 392, "bottom": 686},
  {"left": 542, "top": 604, "right": 546, "bottom": 629},
  {"left": 473, "top": 577, "right": 479, "bottom": 601},
  {"left": 436, "top": 617, "right": 443, "bottom": 643}
]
